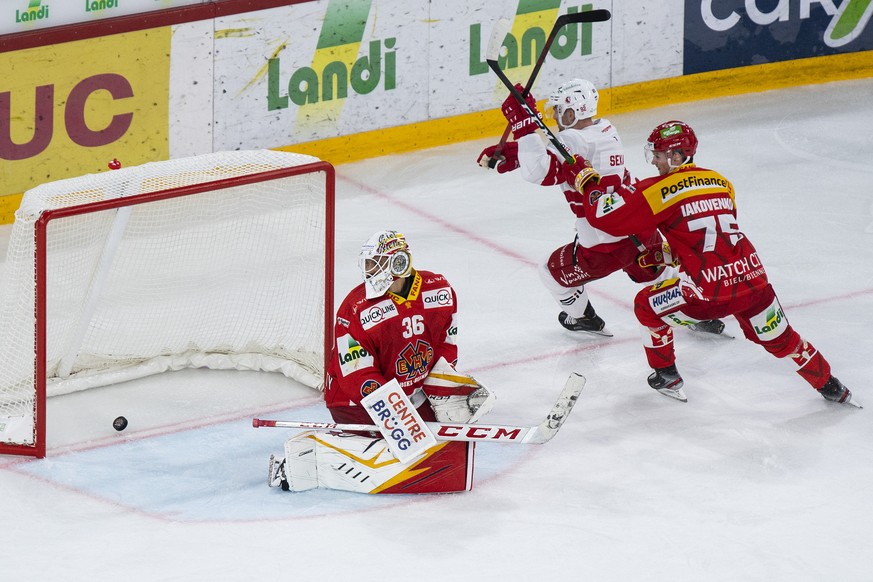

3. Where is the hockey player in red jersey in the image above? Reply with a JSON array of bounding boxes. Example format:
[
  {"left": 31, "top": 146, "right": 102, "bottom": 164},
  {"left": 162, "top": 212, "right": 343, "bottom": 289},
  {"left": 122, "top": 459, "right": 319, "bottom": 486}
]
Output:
[
  {"left": 479, "top": 80, "right": 723, "bottom": 338},
  {"left": 268, "top": 230, "right": 495, "bottom": 493},
  {"left": 562, "top": 120, "right": 857, "bottom": 406}
]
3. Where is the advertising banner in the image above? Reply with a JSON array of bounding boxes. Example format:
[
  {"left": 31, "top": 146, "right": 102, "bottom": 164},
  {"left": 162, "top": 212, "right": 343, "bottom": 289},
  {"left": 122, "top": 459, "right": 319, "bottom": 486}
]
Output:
[
  {"left": 1, "top": 0, "right": 202, "bottom": 35},
  {"left": 206, "top": 0, "right": 613, "bottom": 150},
  {"left": 684, "top": 0, "right": 873, "bottom": 74},
  {"left": 1, "top": 0, "right": 869, "bottom": 217},
  {"left": 0, "top": 28, "right": 171, "bottom": 198}
]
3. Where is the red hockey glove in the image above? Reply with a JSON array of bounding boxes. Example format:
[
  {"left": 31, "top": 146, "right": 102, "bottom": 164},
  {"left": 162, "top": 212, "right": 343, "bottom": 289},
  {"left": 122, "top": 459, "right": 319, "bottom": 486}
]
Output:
[
  {"left": 477, "top": 141, "right": 519, "bottom": 174},
  {"left": 637, "top": 241, "right": 678, "bottom": 269},
  {"left": 501, "top": 84, "right": 541, "bottom": 139},
  {"left": 561, "top": 156, "right": 600, "bottom": 191}
]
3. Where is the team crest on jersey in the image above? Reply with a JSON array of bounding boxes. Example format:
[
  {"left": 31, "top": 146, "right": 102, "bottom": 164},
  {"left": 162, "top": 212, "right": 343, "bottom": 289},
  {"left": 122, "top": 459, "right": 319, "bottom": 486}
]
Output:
[
  {"left": 336, "top": 334, "right": 375, "bottom": 376},
  {"left": 360, "top": 379, "right": 381, "bottom": 397},
  {"left": 395, "top": 339, "right": 433, "bottom": 382},
  {"left": 359, "top": 298, "right": 399, "bottom": 330},
  {"left": 422, "top": 287, "right": 453, "bottom": 308}
]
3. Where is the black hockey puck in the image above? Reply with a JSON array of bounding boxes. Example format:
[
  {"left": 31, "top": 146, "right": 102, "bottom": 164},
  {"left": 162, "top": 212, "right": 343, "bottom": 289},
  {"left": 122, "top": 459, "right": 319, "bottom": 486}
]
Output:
[{"left": 113, "top": 416, "right": 128, "bottom": 431}]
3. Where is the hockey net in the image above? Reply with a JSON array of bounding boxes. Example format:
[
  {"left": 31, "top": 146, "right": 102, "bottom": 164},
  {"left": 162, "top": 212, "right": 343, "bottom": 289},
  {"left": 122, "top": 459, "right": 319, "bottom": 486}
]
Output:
[{"left": 0, "top": 150, "right": 334, "bottom": 458}]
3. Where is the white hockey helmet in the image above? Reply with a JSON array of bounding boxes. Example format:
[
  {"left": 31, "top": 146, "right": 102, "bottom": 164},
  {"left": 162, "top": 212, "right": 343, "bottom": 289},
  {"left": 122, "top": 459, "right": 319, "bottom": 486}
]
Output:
[
  {"left": 546, "top": 78, "right": 599, "bottom": 128},
  {"left": 358, "top": 229, "right": 413, "bottom": 299}
]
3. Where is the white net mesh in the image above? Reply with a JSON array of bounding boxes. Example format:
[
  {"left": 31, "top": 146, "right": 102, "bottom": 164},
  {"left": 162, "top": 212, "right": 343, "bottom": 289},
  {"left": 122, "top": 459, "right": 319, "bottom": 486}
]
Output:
[{"left": 0, "top": 150, "right": 331, "bottom": 450}]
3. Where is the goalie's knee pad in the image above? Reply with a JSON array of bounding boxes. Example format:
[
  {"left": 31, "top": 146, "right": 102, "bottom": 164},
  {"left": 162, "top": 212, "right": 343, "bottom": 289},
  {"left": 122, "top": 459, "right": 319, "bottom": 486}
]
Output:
[
  {"left": 423, "top": 357, "right": 495, "bottom": 423},
  {"left": 275, "top": 430, "right": 474, "bottom": 494}
]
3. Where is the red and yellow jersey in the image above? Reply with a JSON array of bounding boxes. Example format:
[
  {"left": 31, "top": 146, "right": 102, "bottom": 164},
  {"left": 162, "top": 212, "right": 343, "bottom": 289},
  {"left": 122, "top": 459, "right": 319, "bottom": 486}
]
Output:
[
  {"left": 583, "top": 164, "right": 769, "bottom": 301},
  {"left": 324, "top": 270, "right": 458, "bottom": 408}
]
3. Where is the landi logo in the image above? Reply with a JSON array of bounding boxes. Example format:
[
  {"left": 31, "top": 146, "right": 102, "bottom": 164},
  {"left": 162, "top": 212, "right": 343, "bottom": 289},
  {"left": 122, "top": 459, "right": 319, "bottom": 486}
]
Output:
[
  {"left": 701, "top": 0, "right": 873, "bottom": 47},
  {"left": 266, "top": 0, "right": 395, "bottom": 129},
  {"left": 85, "top": 0, "right": 121, "bottom": 14},
  {"left": 14, "top": 1, "right": 49, "bottom": 23},
  {"left": 469, "top": 2, "right": 597, "bottom": 76}
]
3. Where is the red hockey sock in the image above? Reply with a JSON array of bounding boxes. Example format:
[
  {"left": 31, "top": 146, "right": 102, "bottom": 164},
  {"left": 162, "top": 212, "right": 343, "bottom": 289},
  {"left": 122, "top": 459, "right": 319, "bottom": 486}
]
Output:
[
  {"left": 644, "top": 325, "right": 675, "bottom": 369},
  {"left": 788, "top": 339, "right": 832, "bottom": 390}
]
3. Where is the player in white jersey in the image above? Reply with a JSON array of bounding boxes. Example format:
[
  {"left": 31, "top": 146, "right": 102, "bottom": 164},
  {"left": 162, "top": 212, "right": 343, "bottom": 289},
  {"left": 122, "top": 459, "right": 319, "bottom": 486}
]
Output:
[{"left": 479, "top": 79, "right": 718, "bottom": 336}]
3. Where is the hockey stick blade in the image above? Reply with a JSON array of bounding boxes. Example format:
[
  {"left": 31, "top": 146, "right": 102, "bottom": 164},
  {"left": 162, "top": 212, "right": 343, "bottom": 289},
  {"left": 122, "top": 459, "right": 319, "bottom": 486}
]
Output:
[
  {"left": 485, "top": 18, "right": 512, "bottom": 61},
  {"left": 252, "top": 373, "right": 585, "bottom": 444},
  {"left": 486, "top": 10, "right": 611, "bottom": 62},
  {"left": 518, "top": 372, "right": 586, "bottom": 444},
  {"left": 572, "top": 8, "right": 611, "bottom": 23},
  {"left": 486, "top": 9, "right": 611, "bottom": 168},
  {"left": 485, "top": 19, "right": 576, "bottom": 163}
]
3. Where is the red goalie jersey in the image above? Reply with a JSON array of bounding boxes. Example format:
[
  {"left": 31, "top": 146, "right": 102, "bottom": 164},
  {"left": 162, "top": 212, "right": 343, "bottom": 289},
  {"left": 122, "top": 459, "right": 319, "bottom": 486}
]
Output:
[
  {"left": 582, "top": 163, "right": 769, "bottom": 302},
  {"left": 324, "top": 269, "right": 459, "bottom": 410}
]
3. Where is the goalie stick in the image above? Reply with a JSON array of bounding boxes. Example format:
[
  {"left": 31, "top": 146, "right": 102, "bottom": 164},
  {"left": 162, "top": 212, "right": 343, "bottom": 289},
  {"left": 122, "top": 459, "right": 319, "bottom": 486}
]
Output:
[
  {"left": 486, "top": 9, "right": 612, "bottom": 169},
  {"left": 253, "top": 372, "right": 585, "bottom": 444}
]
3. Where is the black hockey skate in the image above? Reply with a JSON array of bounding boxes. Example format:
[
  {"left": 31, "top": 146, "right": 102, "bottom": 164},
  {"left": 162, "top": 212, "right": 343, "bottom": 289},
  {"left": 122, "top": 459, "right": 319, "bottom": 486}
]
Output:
[
  {"left": 690, "top": 319, "right": 724, "bottom": 334},
  {"left": 558, "top": 303, "right": 613, "bottom": 337},
  {"left": 648, "top": 364, "right": 687, "bottom": 402},
  {"left": 819, "top": 376, "right": 861, "bottom": 408},
  {"left": 689, "top": 319, "right": 733, "bottom": 338}
]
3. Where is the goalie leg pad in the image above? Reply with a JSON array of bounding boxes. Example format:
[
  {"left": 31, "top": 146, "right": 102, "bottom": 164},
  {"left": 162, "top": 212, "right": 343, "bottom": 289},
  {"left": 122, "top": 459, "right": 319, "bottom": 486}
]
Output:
[
  {"left": 280, "top": 431, "right": 319, "bottom": 491},
  {"left": 279, "top": 430, "right": 474, "bottom": 494},
  {"left": 423, "top": 357, "right": 496, "bottom": 423}
]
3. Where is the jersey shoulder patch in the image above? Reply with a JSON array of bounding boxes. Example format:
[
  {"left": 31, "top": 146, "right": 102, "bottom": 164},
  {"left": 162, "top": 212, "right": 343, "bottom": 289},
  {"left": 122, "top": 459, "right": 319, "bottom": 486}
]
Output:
[
  {"left": 335, "top": 333, "right": 375, "bottom": 376},
  {"left": 590, "top": 185, "right": 626, "bottom": 218}
]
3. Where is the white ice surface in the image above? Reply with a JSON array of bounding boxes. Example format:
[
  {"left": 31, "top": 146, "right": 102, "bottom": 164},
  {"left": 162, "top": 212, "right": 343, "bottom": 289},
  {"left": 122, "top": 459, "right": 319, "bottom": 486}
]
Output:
[{"left": 1, "top": 78, "right": 872, "bottom": 581}]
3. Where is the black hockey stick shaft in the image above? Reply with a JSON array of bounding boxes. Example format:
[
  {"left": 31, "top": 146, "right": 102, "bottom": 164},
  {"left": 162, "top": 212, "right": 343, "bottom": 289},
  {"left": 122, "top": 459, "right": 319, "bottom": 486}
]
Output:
[
  {"left": 487, "top": 9, "right": 612, "bottom": 168},
  {"left": 487, "top": 56, "right": 575, "bottom": 163},
  {"left": 487, "top": 14, "right": 645, "bottom": 253}
]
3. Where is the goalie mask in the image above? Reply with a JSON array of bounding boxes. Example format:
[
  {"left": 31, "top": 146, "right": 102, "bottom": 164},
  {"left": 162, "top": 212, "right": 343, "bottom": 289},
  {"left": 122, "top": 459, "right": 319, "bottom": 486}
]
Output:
[
  {"left": 359, "top": 230, "right": 413, "bottom": 299},
  {"left": 546, "top": 78, "right": 599, "bottom": 129},
  {"left": 644, "top": 120, "right": 698, "bottom": 168}
]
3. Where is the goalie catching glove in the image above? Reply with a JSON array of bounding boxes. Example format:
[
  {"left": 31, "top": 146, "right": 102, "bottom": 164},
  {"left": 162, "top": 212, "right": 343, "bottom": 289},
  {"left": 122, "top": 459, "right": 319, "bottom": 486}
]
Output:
[
  {"left": 501, "top": 84, "right": 542, "bottom": 140},
  {"left": 477, "top": 141, "right": 519, "bottom": 174},
  {"left": 422, "top": 357, "right": 495, "bottom": 423}
]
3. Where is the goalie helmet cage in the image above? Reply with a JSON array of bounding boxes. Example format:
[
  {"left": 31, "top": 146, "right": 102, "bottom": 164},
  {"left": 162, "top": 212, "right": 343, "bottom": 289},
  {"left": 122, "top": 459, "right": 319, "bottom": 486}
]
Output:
[{"left": 0, "top": 150, "right": 335, "bottom": 458}]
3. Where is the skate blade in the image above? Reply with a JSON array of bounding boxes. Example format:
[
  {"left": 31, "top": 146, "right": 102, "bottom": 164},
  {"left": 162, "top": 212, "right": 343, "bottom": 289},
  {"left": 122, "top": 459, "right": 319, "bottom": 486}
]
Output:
[
  {"left": 571, "top": 325, "right": 614, "bottom": 338},
  {"left": 843, "top": 396, "right": 863, "bottom": 409},
  {"left": 655, "top": 386, "right": 687, "bottom": 402}
]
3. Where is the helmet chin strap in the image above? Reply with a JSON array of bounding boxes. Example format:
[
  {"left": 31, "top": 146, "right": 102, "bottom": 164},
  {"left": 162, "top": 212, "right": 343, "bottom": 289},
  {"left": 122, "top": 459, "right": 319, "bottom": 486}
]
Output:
[
  {"left": 668, "top": 151, "right": 691, "bottom": 169},
  {"left": 557, "top": 109, "right": 576, "bottom": 130}
]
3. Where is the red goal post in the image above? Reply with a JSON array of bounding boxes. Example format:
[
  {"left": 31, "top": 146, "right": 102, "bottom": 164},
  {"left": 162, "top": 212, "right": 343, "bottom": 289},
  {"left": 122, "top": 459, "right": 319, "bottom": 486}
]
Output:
[{"left": 0, "top": 150, "right": 334, "bottom": 458}]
